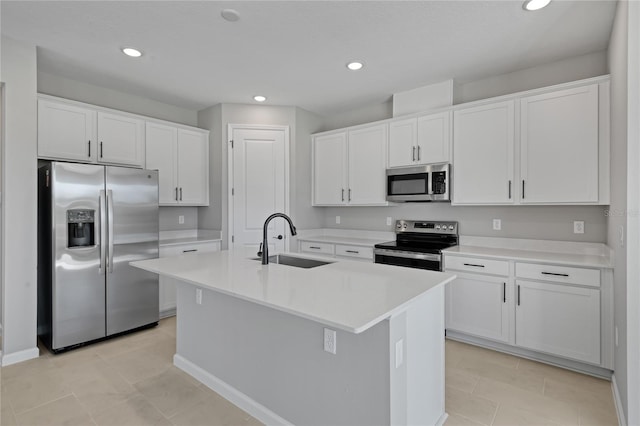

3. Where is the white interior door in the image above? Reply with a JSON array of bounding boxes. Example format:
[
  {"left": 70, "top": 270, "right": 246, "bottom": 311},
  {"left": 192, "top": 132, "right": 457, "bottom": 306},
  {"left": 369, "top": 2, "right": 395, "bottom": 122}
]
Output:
[{"left": 230, "top": 126, "right": 287, "bottom": 258}]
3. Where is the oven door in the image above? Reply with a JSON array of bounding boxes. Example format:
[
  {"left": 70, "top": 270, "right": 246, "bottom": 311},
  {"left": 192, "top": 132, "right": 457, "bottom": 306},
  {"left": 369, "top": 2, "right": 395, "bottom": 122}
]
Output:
[{"left": 374, "top": 249, "right": 442, "bottom": 271}]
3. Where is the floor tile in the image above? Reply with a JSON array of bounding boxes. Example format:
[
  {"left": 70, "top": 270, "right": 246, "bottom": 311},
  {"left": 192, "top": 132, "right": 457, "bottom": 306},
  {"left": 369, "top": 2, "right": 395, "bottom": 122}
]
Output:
[
  {"left": 1, "top": 400, "right": 17, "bottom": 426},
  {"left": 92, "top": 394, "right": 172, "bottom": 426},
  {"left": 492, "top": 404, "right": 561, "bottom": 426},
  {"left": 456, "top": 355, "right": 545, "bottom": 394},
  {"left": 169, "top": 393, "right": 255, "bottom": 426},
  {"left": 543, "top": 376, "right": 616, "bottom": 413},
  {"left": 104, "top": 346, "right": 172, "bottom": 385},
  {"left": 445, "top": 386, "right": 497, "bottom": 426},
  {"left": 444, "top": 413, "right": 485, "bottom": 426},
  {"left": 446, "top": 367, "right": 479, "bottom": 393},
  {"left": 134, "top": 368, "right": 208, "bottom": 417},
  {"left": 15, "top": 395, "right": 94, "bottom": 426},
  {"left": 2, "top": 370, "right": 72, "bottom": 415}
]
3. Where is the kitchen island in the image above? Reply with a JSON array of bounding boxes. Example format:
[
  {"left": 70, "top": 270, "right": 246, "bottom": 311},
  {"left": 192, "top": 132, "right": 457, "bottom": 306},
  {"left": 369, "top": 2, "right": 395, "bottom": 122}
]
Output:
[{"left": 131, "top": 251, "right": 455, "bottom": 426}]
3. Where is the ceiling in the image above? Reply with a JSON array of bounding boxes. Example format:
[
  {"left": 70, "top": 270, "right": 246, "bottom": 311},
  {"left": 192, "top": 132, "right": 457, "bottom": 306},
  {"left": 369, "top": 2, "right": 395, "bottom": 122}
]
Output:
[{"left": 1, "top": 1, "right": 617, "bottom": 116}]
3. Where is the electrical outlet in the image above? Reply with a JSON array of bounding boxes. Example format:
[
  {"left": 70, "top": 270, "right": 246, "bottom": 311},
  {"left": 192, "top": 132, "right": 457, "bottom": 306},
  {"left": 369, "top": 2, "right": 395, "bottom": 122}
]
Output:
[
  {"left": 395, "top": 339, "right": 404, "bottom": 368},
  {"left": 178, "top": 215, "right": 185, "bottom": 225},
  {"left": 323, "top": 328, "right": 337, "bottom": 354},
  {"left": 615, "top": 326, "right": 619, "bottom": 347},
  {"left": 335, "top": 216, "right": 341, "bottom": 225},
  {"left": 493, "top": 219, "right": 502, "bottom": 231},
  {"left": 386, "top": 217, "right": 393, "bottom": 226},
  {"left": 573, "top": 221, "right": 585, "bottom": 234},
  {"left": 195, "top": 288, "right": 202, "bottom": 305}
]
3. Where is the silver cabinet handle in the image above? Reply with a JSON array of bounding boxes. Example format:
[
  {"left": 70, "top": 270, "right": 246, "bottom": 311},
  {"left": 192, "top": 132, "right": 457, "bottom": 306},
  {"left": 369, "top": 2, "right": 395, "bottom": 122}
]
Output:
[
  {"left": 179, "top": 187, "right": 183, "bottom": 201},
  {"left": 309, "top": 246, "right": 321, "bottom": 250},
  {"left": 348, "top": 188, "right": 351, "bottom": 202},
  {"left": 107, "top": 189, "right": 114, "bottom": 273},
  {"left": 541, "top": 272, "right": 569, "bottom": 277},
  {"left": 417, "top": 145, "right": 421, "bottom": 161},
  {"left": 98, "top": 190, "right": 106, "bottom": 274},
  {"left": 517, "top": 285, "right": 521, "bottom": 306},
  {"left": 341, "top": 188, "right": 344, "bottom": 202},
  {"left": 88, "top": 140, "right": 91, "bottom": 158},
  {"left": 412, "top": 146, "right": 416, "bottom": 162},
  {"left": 175, "top": 187, "right": 178, "bottom": 201},
  {"left": 100, "top": 141, "right": 104, "bottom": 158},
  {"left": 503, "top": 282, "right": 506, "bottom": 303},
  {"left": 346, "top": 250, "right": 359, "bottom": 254},
  {"left": 463, "top": 263, "right": 485, "bottom": 268},
  {"left": 522, "top": 180, "right": 525, "bottom": 199},
  {"left": 183, "top": 249, "right": 198, "bottom": 253},
  {"left": 508, "top": 180, "right": 512, "bottom": 199}
]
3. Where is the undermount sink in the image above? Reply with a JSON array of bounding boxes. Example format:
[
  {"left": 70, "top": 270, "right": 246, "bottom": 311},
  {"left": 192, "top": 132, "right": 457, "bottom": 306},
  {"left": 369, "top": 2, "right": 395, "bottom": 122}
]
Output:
[{"left": 252, "top": 254, "right": 333, "bottom": 269}]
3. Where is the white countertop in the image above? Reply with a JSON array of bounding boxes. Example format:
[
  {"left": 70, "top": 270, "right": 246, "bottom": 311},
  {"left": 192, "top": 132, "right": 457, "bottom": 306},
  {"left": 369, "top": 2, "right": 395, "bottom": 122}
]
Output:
[
  {"left": 443, "top": 245, "right": 613, "bottom": 269},
  {"left": 297, "top": 235, "right": 390, "bottom": 247},
  {"left": 131, "top": 250, "right": 455, "bottom": 334}
]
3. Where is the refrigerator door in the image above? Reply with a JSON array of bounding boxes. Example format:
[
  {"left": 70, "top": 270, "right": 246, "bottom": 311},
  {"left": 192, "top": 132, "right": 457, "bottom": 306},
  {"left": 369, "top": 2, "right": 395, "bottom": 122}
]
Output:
[
  {"left": 51, "top": 162, "right": 106, "bottom": 349},
  {"left": 106, "top": 166, "right": 159, "bottom": 335}
]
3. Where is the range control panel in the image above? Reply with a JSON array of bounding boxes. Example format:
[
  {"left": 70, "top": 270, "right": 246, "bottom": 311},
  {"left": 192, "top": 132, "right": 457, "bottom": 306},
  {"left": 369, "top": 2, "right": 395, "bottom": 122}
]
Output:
[{"left": 395, "top": 220, "right": 458, "bottom": 235}]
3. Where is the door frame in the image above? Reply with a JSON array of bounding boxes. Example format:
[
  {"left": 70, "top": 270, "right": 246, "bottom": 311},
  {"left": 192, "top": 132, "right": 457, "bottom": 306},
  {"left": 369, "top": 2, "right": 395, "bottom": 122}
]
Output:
[{"left": 227, "top": 124, "right": 291, "bottom": 251}]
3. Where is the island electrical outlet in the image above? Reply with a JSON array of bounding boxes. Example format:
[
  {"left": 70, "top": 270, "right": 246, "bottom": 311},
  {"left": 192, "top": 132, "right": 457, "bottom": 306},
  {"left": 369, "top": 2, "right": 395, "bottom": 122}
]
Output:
[{"left": 324, "top": 328, "right": 336, "bottom": 354}]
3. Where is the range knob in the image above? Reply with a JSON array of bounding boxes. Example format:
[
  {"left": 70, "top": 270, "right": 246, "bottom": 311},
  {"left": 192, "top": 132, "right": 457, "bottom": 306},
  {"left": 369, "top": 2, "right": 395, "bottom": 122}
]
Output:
[
  {"left": 449, "top": 225, "right": 455, "bottom": 230},
  {"left": 435, "top": 225, "right": 441, "bottom": 230},
  {"left": 396, "top": 223, "right": 402, "bottom": 229}
]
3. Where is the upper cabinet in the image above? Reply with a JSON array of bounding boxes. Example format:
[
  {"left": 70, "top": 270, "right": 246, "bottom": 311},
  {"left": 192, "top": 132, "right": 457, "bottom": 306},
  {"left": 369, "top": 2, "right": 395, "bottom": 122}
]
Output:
[
  {"left": 313, "top": 123, "right": 389, "bottom": 206},
  {"left": 38, "top": 97, "right": 144, "bottom": 167},
  {"left": 388, "top": 111, "right": 450, "bottom": 167},
  {"left": 452, "top": 79, "right": 610, "bottom": 206},
  {"left": 453, "top": 101, "right": 515, "bottom": 205},
  {"left": 145, "top": 122, "right": 209, "bottom": 206}
]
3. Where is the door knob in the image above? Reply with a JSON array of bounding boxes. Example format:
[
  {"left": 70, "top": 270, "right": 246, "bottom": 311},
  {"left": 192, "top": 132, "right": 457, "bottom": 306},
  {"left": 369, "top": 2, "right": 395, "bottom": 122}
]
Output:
[{"left": 273, "top": 235, "right": 283, "bottom": 240}]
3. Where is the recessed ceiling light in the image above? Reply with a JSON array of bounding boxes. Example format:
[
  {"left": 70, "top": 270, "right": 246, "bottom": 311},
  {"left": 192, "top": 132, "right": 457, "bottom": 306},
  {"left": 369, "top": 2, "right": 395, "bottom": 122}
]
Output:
[
  {"left": 347, "top": 61, "right": 364, "bottom": 71},
  {"left": 523, "top": 0, "right": 551, "bottom": 11},
  {"left": 253, "top": 95, "right": 266, "bottom": 102},
  {"left": 221, "top": 9, "right": 240, "bottom": 22},
  {"left": 122, "top": 47, "right": 142, "bottom": 58}
]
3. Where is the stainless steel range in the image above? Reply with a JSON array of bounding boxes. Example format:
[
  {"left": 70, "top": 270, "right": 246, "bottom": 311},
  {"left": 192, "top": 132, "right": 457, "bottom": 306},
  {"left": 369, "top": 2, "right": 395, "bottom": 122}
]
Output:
[{"left": 374, "top": 220, "right": 458, "bottom": 271}]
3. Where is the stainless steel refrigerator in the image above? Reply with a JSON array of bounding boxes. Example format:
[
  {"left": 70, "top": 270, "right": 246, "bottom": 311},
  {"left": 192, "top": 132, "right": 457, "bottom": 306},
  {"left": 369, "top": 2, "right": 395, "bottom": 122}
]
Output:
[{"left": 38, "top": 161, "right": 159, "bottom": 352}]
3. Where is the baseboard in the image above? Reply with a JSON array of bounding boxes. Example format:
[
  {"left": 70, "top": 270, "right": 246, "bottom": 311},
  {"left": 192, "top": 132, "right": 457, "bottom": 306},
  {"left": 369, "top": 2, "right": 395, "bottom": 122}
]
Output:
[
  {"left": 159, "top": 308, "right": 176, "bottom": 319},
  {"left": 612, "top": 374, "right": 627, "bottom": 426},
  {"left": 436, "top": 412, "right": 449, "bottom": 426},
  {"left": 1, "top": 346, "right": 39, "bottom": 366},
  {"left": 174, "top": 354, "right": 293, "bottom": 426}
]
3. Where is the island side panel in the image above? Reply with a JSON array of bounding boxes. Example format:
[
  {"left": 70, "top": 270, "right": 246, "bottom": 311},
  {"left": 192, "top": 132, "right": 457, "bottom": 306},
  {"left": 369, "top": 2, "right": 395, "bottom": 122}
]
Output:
[{"left": 175, "top": 282, "right": 391, "bottom": 426}]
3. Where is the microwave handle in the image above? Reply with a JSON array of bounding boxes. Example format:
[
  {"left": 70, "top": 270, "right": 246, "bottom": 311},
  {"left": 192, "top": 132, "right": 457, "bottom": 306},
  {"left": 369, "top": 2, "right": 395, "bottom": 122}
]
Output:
[{"left": 427, "top": 170, "right": 433, "bottom": 195}]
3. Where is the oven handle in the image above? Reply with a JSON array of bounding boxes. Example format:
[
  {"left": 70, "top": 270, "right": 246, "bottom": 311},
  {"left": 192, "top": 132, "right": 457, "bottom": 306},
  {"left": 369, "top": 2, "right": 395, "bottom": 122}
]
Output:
[{"left": 374, "top": 248, "right": 441, "bottom": 262}]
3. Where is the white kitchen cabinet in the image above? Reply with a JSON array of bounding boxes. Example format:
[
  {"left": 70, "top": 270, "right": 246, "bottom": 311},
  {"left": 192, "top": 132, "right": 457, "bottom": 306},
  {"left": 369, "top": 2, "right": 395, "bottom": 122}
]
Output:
[
  {"left": 298, "top": 240, "right": 374, "bottom": 262},
  {"left": 313, "top": 131, "right": 348, "bottom": 205},
  {"left": 388, "top": 112, "right": 450, "bottom": 168},
  {"left": 97, "top": 112, "right": 145, "bottom": 167},
  {"left": 146, "top": 123, "right": 209, "bottom": 206},
  {"left": 519, "top": 84, "right": 599, "bottom": 204},
  {"left": 313, "top": 124, "right": 389, "bottom": 206},
  {"left": 515, "top": 279, "right": 600, "bottom": 364},
  {"left": 159, "top": 240, "right": 221, "bottom": 316},
  {"left": 38, "top": 98, "right": 96, "bottom": 162},
  {"left": 445, "top": 257, "right": 510, "bottom": 344},
  {"left": 452, "top": 100, "right": 515, "bottom": 205}
]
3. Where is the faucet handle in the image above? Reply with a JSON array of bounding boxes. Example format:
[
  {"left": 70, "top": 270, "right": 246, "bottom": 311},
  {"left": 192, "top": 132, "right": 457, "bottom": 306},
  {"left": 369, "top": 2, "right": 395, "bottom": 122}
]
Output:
[{"left": 257, "top": 242, "right": 263, "bottom": 257}]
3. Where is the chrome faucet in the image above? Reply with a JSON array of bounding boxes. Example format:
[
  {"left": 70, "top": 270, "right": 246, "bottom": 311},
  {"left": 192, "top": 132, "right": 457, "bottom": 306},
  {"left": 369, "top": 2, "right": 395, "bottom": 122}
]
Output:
[{"left": 257, "top": 213, "right": 297, "bottom": 265}]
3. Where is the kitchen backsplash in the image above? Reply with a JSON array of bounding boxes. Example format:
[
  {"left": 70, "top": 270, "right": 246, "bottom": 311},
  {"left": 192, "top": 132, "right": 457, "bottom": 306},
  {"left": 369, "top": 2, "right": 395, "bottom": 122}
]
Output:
[{"left": 159, "top": 206, "right": 198, "bottom": 231}]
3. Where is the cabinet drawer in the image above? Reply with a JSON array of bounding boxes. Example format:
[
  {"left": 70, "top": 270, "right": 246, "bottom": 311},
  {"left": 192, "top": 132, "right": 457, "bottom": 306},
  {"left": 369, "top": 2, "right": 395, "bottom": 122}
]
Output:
[
  {"left": 300, "top": 241, "right": 335, "bottom": 255},
  {"left": 445, "top": 256, "right": 509, "bottom": 276},
  {"left": 160, "top": 241, "right": 220, "bottom": 257},
  {"left": 515, "top": 263, "right": 600, "bottom": 288},
  {"left": 335, "top": 244, "right": 373, "bottom": 260}
]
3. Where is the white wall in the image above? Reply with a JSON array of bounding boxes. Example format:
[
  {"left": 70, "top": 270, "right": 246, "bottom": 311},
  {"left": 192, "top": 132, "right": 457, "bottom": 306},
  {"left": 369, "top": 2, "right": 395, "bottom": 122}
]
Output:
[
  {"left": 0, "top": 36, "right": 39, "bottom": 362},
  {"left": 38, "top": 71, "right": 198, "bottom": 126},
  {"left": 608, "top": 0, "right": 629, "bottom": 420}
]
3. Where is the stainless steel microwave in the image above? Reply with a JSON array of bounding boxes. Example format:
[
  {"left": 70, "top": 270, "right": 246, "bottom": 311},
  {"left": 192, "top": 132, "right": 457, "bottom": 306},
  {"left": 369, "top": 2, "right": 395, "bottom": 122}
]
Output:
[{"left": 386, "top": 163, "right": 450, "bottom": 202}]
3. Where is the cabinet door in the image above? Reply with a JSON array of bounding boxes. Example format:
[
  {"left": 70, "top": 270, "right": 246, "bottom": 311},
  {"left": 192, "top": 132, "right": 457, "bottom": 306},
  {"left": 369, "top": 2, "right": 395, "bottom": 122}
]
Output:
[
  {"left": 445, "top": 273, "right": 509, "bottom": 343},
  {"left": 38, "top": 99, "right": 96, "bottom": 162},
  {"left": 515, "top": 280, "right": 600, "bottom": 364},
  {"left": 146, "top": 122, "right": 179, "bottom": 205},
  {"left": 313, "top": 132, "right": 347, "bottom": 205},
  {"left": 177, "top": 129, "right": 209, "bottom": 205},
  {"left": 348, "top": 124, "right": 388, "bottom": 205},
  {"left": 97, "top": 112, "right": 145, "bottom": 167},
  {"left": 388, "top": 118, "right": 417, "bottom": 168},
  {"left": 520, "top": 85, "right": 599, "bottom": 203},
  {"left": 417, "top": 111, "right": 450, "bottom": 164},
  {"left": 453, "top": 101, "right": 515, "bottom": 204}
]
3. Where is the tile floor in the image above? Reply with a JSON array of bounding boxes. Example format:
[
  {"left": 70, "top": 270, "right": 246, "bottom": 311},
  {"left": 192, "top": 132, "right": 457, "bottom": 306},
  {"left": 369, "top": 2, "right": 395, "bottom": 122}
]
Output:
[{"left": 0, "top": 318, "right": 618, "bottom": 426}]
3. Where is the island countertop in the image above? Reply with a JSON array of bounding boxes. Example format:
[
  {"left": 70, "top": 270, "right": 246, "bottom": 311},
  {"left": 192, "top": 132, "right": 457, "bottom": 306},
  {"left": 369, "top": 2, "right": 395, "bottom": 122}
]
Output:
[{"left": 131, "top": 250, "right": 455, "bottom": 334}]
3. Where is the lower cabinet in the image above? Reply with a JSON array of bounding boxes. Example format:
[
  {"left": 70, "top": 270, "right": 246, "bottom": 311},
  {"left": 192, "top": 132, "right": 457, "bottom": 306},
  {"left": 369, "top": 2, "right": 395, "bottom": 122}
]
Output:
[
  {"left": 446, "top": 272, "right": 509, "bottom": 344},
  {"left": 515, "top": 279, "right": 600, "bottom": 364},
  {"left": 159, "top": 240, "right": 221, "bottom": 317}
]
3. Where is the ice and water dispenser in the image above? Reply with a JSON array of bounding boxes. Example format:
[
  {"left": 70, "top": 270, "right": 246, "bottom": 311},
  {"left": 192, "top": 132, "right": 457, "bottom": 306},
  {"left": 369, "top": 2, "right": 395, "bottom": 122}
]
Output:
[{"left": 67, "top": 209, "right": 95, "bottom": 248}]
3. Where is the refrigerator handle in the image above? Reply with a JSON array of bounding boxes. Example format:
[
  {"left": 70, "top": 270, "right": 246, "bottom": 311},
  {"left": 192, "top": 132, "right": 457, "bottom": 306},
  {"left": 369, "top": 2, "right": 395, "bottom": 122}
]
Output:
[
  {"left": 107, "top": 189, "right": 115, "bottom": 273},
  {"left": 99, "top": 190, "right": 107, "bottom": 274}
]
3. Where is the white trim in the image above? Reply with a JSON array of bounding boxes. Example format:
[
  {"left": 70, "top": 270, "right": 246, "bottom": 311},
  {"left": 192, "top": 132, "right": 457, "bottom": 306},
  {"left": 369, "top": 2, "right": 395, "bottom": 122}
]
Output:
[
  {"left": 612, "top": 374, "right": 627, "bottom": 426},
  {"left": 174, "top": 354, "right": 293, "bottom": 426},
  {"left": 435, "top": 412, "right": 449, "bottom": 426},
  {"left": 227, "top": 124, "right": 291, "bottom": 251},
  {"left": 1, "top": 346, "right": 39, "bottom": 366}
]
